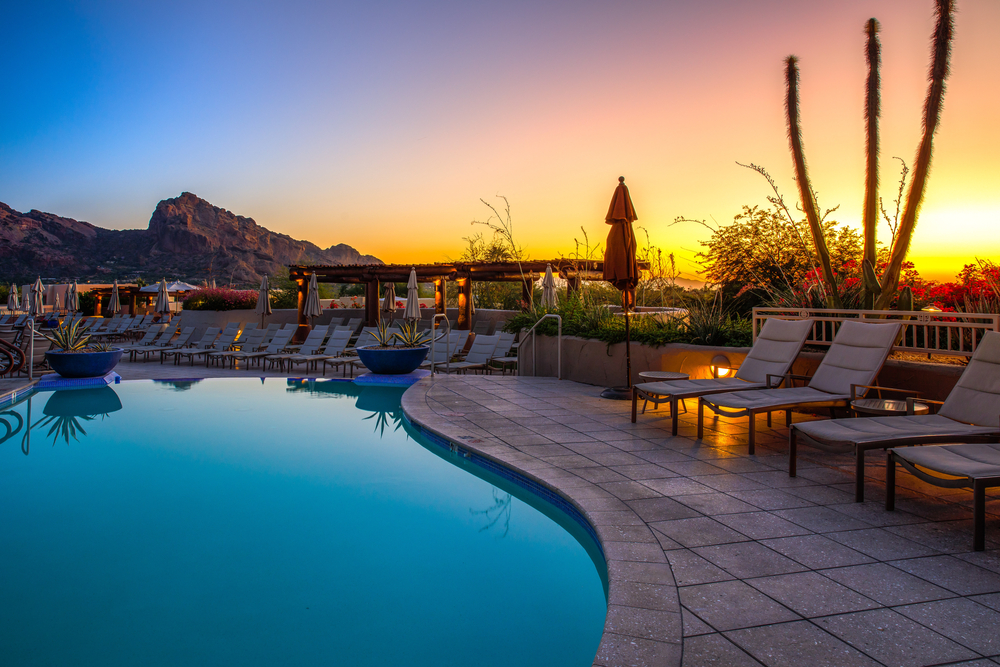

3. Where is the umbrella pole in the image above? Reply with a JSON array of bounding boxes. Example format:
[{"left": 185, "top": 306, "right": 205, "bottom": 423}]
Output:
[{"left": 623, "top": 291, "right": 632, "bottom": 390}]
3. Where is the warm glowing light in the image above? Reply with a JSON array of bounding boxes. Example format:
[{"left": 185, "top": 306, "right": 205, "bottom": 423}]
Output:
[{"left": 711, "top": 354, "right": 732, "bottom": 378}]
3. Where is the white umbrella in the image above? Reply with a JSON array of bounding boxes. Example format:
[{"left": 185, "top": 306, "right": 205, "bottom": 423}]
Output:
[
  {"left": 381, "top": 282, "right": 397, "bottom": 322},
  {"left": 53, "top": 291, "right": 62, "bottom": 313},
  {"left": 8, "top": 283, "right": 19, "bottom": 312},
  {"left": 29, "top": 278, "right": 43, "bottom": 316},
  {"left": 154, "top": 279, "right": 171, "bottom": 316},
  {"left": 541, "top": 264, "right": 558, "bottom": 309},
  {"left": 403, "top": 268, "right": 421, "bottom": 321},
  {"left": 210, "top": 278, "right": 217, "bottom": 289},
  {"left": 304, "top": 273, "right": 322, "bottom": 322},
  {"left": 66, "top": 282, "right": 79, "bottom": 313},
  {"left": 255, "top": 275, "right": 272, "bottom": 327},
  {"left": 109, "top": 280, "right": 121, "bottom": 315}
]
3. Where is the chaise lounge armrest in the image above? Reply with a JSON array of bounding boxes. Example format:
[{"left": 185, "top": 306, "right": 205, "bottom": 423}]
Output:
[
  {"left": 849, "top": 384, "right": 922, "bottom": 401},
  {"left": 906, "top": 397, "right": 943, "bottom": 415},
  {"left": 767, "top": 372, "right": 811, "bottom": 389}
]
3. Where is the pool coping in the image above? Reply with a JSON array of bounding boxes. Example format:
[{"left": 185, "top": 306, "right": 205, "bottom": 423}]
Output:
[{"left": 401, "top": 377, "right": 682, "bottom": 667}]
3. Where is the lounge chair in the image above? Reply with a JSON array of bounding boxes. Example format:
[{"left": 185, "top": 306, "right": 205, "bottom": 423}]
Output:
[
  {"left": 791, "top": 330, "right": 1000, "bottom": 501},
  {"left": 266, "top": 327, "right": 328, "bottom": 370},
  {"left": 631, "top": 317, "right": 815, "bottom": 434},
  {"left": 133, "top": 326, "right": 197, "bottom": 362},
  {"left": 887, "top": 443, "right": 1000, "bottom": 551},
  {"left": 699, "top": 320, "right": 902, "bottom": 455},
  {"left": 208, "top": 329, "right": 270, "bottom": 368},
  {"left": 230, "top": 328, "right": 295, "bottom": 369},
  {"left": 344, "top": 317, "right": 363, "bottom": 333},
  {"left": 176, "top": 330, "right": 241, "bottom": 366},
  {"left": 286, "top": 329, "right": 354, "bottom": 375},
  {"left": 119, "top": 324, "right": 168, "bottom": 360},
  {"left": 161, "top": 327, "right": 221, "bottom": 365},
  {"left": 437, "top": 334, "right": 499, "bottom": 374},
  {"left": 472, "top": 320, "right": 490, "bottom": 335}
]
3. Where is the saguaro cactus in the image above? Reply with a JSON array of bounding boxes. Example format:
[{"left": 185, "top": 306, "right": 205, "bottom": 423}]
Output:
[
  {"left": 785, "top": 56, "right": 842, "bottom": 308},
  {"left": 862, "top": 18, "right": 881, "bottom": 310},
  {"left": 875, "top": 0, "right": 954, "bottom": 309}
]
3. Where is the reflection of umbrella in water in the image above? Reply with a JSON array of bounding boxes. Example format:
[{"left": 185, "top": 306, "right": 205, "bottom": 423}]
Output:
[
  {"left": 600, "top": 176, "right": 640, "bottom": 400},
  {"left": 25, "top": 387, "right": 123, "bottom": 450},
  {"left": 153, "top": 379, "right": 204, "bottom": 392}
]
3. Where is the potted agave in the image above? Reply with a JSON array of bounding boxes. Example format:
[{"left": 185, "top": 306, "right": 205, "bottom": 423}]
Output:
[
  {"left": 43, "top": 320, "right": 124, "bottom": 378},
  {"left": 354, "top": 320, "right": 430, "bottom": 375}
]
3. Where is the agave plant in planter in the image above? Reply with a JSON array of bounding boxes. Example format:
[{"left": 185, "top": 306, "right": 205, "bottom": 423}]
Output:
[
  {"left": 43, "top": 321, "right": 124, "bottom": 379},
  {"left": 355, "top": 320, "right": 430, "bottom": 375}
]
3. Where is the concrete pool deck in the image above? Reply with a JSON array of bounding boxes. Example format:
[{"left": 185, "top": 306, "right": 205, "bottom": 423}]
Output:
[
  {"left": 8, "top": 365, "right": 1000, "bottom": 665},
  {"left": 402, "top": 375, "right": 1000, "bottom": 667}
]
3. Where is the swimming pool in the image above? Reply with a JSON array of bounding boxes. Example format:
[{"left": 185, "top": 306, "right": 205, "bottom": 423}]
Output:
[{"left": 0, "top": 379, "right": 607, "bottom": 666}]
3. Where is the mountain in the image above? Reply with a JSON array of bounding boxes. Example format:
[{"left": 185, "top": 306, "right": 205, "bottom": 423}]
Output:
[{"left": 0, "top": 192, "right": 381, "bottom": 284}]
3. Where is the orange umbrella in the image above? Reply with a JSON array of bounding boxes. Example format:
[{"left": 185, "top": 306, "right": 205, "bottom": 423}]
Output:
[{"left": 602, "top": 177, "right": 639, "bottom": 399}]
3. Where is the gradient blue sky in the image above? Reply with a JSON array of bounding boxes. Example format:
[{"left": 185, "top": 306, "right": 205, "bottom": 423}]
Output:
[{"left": 3, "top": 0, "right": 998, "bottom": 281}]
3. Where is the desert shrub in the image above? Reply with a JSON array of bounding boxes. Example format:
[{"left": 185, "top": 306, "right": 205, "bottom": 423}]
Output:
[{"left": 182, "top": 288, "right": 258, "bottom": 311}]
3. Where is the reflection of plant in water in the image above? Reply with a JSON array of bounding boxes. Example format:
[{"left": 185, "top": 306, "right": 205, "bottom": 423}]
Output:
[
  {"left": 471, "top": 489, "right": 512, "bottom": 538},
  {"left": 31, "top": 413, "right": 101, "bottom": 446},
  {"left": 361, "top": 408, "right": 404, "bottom": 437}
]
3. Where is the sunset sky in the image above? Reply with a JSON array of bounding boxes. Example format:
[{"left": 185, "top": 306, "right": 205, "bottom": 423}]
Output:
[{"left": 3, "top": 0, "right": 998, "bottom": 283}]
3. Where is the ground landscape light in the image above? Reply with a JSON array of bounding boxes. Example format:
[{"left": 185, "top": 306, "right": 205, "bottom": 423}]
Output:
[{"left": 710, "top": 354, "right": 732, "bottom": 378}]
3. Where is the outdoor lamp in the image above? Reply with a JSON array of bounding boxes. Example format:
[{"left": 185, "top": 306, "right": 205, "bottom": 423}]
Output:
[
  {"left": 921, "top": 305, "right": 942, "bottom": 312},
  {"left": 710, "top": 354, "right": 732, "bottom": 378}
]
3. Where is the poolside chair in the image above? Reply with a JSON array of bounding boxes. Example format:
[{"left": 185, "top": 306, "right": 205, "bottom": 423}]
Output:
[
  {"left": 351, "top": 327, "right": 379, "bottom": 351},
  {"left": 698, "top": 320, "right": 902, "bottom": 455},
  {"left": 887, "top": 443, "right": 1000, "bottom": 551},
  {"left": 437, "top": 334, "right": 500, "bottom": 374},
  {"left": 266, "top": 326, "right": 328, "bottom": 370},
  {"left": 286, "top": 328, "right": 354, "bottom": 375},
  {"left": 174, "top": 329, "right": 242, "bottom": 366},
  {"left": 420, "top": 331, "right": 456, "bottom": 373},
  {"left": 119, "top": 324, "right": 168, "bottom": 361},
  {"left": 631, "top": 317, "right": 815, "bottom": 434},
  {"left": 344, "top": 317, "right": 363, "bottom": 333},
  {"left": 487, "top": 331, "right": 519, "bottom": 375},
  {"left": 230, "top": 328, "right": 295, "bottom": 369},
  {"left": 327, "top": 317, "right": 344, "bottom": 328},
  {"left": 472, "top": 320, "right": 490, "bottom": 335},
  {"left": 208, "top": 328, "right": 270, "bottom": 368},
  {"left": 161, "top": 327, "right": 221, "bottom": 365},
  {"left": 791, "top": 330, "right": 1000, "bottom": 502},
  {"left": 137, "top": 326, "right": 198, "bottom": 362}
]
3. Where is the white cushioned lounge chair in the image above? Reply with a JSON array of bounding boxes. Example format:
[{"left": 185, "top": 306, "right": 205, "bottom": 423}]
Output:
[
  {"left": 699, "top": 320, "right": 902, "bottom": 455},
  {"left": 792, "top": 330, "right": 1000, "bottom": 502},
  {"left": 631, "top": 317, "right": 814, "bottom": 435}
]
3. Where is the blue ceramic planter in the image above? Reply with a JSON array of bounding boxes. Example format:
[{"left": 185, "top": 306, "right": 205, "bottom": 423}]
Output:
[
  {"left": 45, "top": 348, "right": 124, "bottom": 379},
  {"left": 355, "top": 346, "right": 429, "bottom": 375}
]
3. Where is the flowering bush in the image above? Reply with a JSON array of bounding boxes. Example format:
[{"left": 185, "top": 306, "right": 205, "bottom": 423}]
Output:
[{"left": 182, "top": 288, "right": 258, "bottom": 311}]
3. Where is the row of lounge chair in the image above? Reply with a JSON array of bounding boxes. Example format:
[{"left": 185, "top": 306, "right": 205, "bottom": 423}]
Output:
[{"left": 630, "top": 318, "right": 1000, "bottom": 550}]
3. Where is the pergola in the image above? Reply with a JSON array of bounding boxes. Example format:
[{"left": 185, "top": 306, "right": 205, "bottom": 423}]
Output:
[{"left": 288, "top": 260, "right": 646, "bottom": 331}]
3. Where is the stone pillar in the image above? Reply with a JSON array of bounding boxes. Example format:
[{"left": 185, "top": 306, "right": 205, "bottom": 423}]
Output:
[
  {"left": 94, "top": 295, "right": 103, "bottom": 318},
  {"left": 434, "top": 280, "right": 446, "bottom": 316},
  {"left": 456, "top": 279, "right": 472, "bottom": 330},
  {"left": 295, "top": 278, "right": 308, "bottom": 342},
  {"left": 128, "top": 292, "right": 137, "bottom": 316},
  {"left": 364, "top": 280, "right": 380, "bottom": 327}
]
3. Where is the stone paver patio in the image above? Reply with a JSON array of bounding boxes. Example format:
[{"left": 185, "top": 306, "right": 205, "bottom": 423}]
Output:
[{"left": 401, "top": 375, "right": 1000, "bottom": 667}]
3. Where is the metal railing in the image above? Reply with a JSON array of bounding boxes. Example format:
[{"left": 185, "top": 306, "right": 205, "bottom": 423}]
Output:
[
  {"left": 753, "top": 307, "right": 1000, "bottom": 359},
  {"left": 429, "top": 314, "right": 451, "bottom": 375},
  {"left": 519, "top": 314, "right": 562, "bottom": 379}
]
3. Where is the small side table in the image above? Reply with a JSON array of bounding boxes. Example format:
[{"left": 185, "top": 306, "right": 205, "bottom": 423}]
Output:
[
  {"left": 636, "top": 371, "right": 691, "bottom": 414},
  {"left": 851, "top": 398, "right": 930, "bottom": 417}
]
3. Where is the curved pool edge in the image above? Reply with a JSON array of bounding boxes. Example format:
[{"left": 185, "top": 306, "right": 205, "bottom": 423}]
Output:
[{"left": 401, "top": 377, "right": 683, "bottom": 667}]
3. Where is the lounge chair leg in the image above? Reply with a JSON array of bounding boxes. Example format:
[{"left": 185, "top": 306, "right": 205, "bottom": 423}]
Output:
[
  {"left": 855, "top": 447, "right": 866, "bottom": 502},
  {"left": 785, "top": 409, "right": 792, "bottom": 426},
  {"left": 631, "top": 389, "right": 638, "bottom": 423},
  {"left": 697, "top": 399, "right": 704, "bottom": 440},
  {"left": 766, "top": 411, "right": 772, "bottom": 428},
  {"left": 885, "top": 451, "right": 895, "bottom": 511},
  {"left": 671, "top": 399, "right": 679, "bottom": 436},
  {"left": 974, "top": 479, "right": 987, "bottom": 551},
  {"left": 748, "top": 414, "right": 755, "bottom": 455},
  {"left": 789, "top": 428, "right": 797, "bottom": 477}
]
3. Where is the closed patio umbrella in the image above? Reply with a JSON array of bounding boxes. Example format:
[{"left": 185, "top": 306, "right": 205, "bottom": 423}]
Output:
[
  {"left": 541, "top": 264, "right": 558, "bottom": 309},
  {"left": 601, "top": 177, "right": 640, "bottom": 400},
  {"left": 66, "top": 282, "right": 79, "bottom": 313},
  {"left": 30, "top": 277, "right": 44, "bottom": 317},
  {"left": 255, "top": 275, "right": 272, "bottom": 327},
  {"left": 304, "top": 273, "right": 323, "bottom": 325},
  {"left": 8, "top": 283, "right": 20, "bottom": 312},
  {"left": 381, "top": 282, "right": 396, "bottom": 324},
  {"left": 53, "top": 291, "right": 62, "bottom": 314},
  {"left": 108, "top": 280, "right": 121, "bottom": 316},
  {"left": 154, "top": 279, "right": 171, "bottom": 317},
  {"left": 403, "top": 268, "right": 421, "bottom": 321}
]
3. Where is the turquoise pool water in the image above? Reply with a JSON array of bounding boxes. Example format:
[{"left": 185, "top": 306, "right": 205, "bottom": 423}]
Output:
[{"left": 0, "top": 379, "right": 607, "bottom": 666}]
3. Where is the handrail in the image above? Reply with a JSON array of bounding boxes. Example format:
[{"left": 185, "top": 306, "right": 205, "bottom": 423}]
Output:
[
  {"left": 520, "top": 314, "right": 562, "bottom": 379},
  {"left": 430, "top": 314, "right": 451, "bottom": 375},
  {"left": 27, "top": 319, "right": 34, "bottom": 380}
]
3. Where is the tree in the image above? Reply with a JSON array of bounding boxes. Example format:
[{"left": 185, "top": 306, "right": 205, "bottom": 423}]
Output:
[{"left": 862, "top": 18, "right": 881, "bottom": 308}]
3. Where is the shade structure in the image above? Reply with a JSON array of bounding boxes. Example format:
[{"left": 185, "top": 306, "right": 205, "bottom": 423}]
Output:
[
  {"left": 255, "top": 276, "right": 272, "bottom": 326},
  {"left": 140, "top": 281, "right": 199, "bottom": 293},
  {"left": 304, "top": 273, "right": 323, "bottom": 321},
  {"left": 601, "top": 177, "right": 640, "bottom": 400},
  {"left": 29, "top": 278, "right": 44, "bottom": 316},
  {"left": 108, "top": 280, "right": 121, "bottom": 315},
  {"left": 541, "top": 264, "right": 558, "bottom": 309},
  {"left": 381, "top": 282, "right": 397, "bottom": 320},
  {"left": 8, "top": 283, "right": 20, "bottom": 311},
  {"left": 154, "top": 279, "right": 171, "bottom": 315},
  {"left": 403, "top": 269, "right": 421, "bottom": 321},
  {"left": 66, "top": 282, "right": 79, "bottom": 312}
]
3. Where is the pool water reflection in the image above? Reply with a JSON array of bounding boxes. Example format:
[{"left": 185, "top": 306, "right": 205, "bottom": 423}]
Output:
[{"left": 0, "top": 379, "right": 607, "bottom": 667}]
